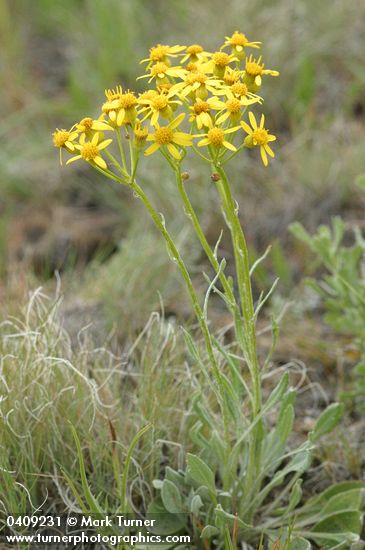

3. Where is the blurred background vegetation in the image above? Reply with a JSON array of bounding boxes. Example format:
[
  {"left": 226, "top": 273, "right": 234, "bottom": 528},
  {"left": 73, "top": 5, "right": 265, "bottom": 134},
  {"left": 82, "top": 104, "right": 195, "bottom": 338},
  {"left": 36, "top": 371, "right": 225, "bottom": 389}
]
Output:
[{"left": 1, "top": 0, "right": 365, "bottom": 520}]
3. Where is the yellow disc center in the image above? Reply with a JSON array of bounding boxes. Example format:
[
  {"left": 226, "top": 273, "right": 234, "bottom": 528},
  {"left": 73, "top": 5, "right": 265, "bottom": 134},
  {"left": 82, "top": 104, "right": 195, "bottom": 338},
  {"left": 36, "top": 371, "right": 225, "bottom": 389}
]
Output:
[
  {"left": 187, "top": 44, "right": 203, "bottom": 55},
  {"left": 152, "top": 96, "right": 169, "bottom": 110},
  {"left": 53, "top": 131, "right": 70, "bottom": 147},
  {"left": 151, "top": 62, "right": 169, "bottom": 76},
  {"left": 194, "top": 101, "right": 210, "bottom": 114},
  {"left": 187, "top": 72, "right": 207, "bottom": 84},
  {"left": 150, "top": 45, "right": 170, "bottom": 62},
  {"left": 230, "top": 32, "right": 248, "bottom": 47},
  {"left": 226, "top": 98, "right": 241, "bottom": 113},
  {"left": 208, "top": 128, "right": 225, "bottom": 145},
  {"left": 231, "top": 82, "right": 248, "bottom": 97},
  {"left": 81, "top": 143, "right": 99, "bottom": 161},
  {"left": 252, "top": 128, "right": 269, "bottom": 145},
  {"left": 155, "top": 127, "right": 174, "bottom": 145},
  {"left": 79, "top": 117, "right": 93, "bottom": 130},
  {"left": 120, "top": 93, "right": 137, "bottom": 109},
  {"left": 212, "top": 52, "right": 230, "bottom": 67},
  {"left": 246, "top": 62, "right": 263, "bottom": 76}
]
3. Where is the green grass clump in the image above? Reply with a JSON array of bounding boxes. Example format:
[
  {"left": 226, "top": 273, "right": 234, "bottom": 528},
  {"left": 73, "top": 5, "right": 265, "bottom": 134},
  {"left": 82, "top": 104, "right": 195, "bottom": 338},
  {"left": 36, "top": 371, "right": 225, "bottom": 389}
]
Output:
[{"left": 0, "top": 289, "right": 195, "bottom": 518}]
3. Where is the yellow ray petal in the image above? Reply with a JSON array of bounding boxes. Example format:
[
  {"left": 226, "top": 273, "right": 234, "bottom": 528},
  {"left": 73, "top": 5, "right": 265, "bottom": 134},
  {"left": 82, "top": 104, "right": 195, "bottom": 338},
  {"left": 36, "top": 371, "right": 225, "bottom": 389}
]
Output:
[
  {"left": 173, "top": 132, "right": 192, "bottom": 146},
  {"left": 117, "top": 109, "right": 125, "bottom": 126},
  {"left": 223, "top": 140, "right": 237, "bottom": 152},
  {"left": 169, "top": 113, "right": 185, "bottom": 129},
  {"left": 216, "top": 112, "right": 230, "bottom": 125},
  {"left": 248, "top": 112, "right": 257, "bottom": 129},
  {"left": 260, "top": 146, "right": 268, "bottom": 166},
  {"left": 94, "top": 156, "right": 107, "bottom": 169},
  {"left": 144, "top": 142, "right": 160, "bottom": 156},
  {"left": 167, "top": 143, "right": 181, "bottom": 159},
  {"left": 93, "top": 121, "right": 113, "bottom": 131},
  {"left": 66, "top": 155, "right": 82, "bottom": 165},
  {"left": 98, "top": 139, "right": 113, "bottom": 150},
  {"left": 264, "top": 144, "right": 275, "bottom": 158},
  {"left": 241, "top": 120, "right": 252, "bottom": 134}
]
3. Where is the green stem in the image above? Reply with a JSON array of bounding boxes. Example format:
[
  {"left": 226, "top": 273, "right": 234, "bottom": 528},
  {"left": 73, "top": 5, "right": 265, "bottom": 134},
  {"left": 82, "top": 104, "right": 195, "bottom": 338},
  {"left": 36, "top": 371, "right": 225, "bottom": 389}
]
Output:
[
  {"left": 212, "top": 162, "right": 263, "bottom": 521},
  {"left": 174, "top": 168, "right": 249, "bottom": 371},
  {"left": 116, "top": 128, "right": 129, "bottom": 175},
  {"left": 129, "top": 179, "right": 231, "bottom": 450},
  {"left": 105, "top": 150, "right": 128, "bottom": 178}
]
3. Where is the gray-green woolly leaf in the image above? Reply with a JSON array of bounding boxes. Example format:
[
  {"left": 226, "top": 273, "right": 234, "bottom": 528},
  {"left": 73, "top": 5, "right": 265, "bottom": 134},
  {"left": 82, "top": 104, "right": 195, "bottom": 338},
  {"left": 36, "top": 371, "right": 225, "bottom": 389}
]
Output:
[
  {"left": 311, "top": 511, "right": 362, "bottom": 538},
  {"left": 189, "top": 421, "right": 210, "bottom": 450},
  {"left": 190, "top": 494, "right": 203, "bottom": 515},
  {"left": 224, "top": 525, "right": 235, "bottom": 550},
  {"left": 161, "top": 479, "right": 184, "bottom": 513},
  {"left": 264, "top": 404, "right": 294, "bottom": 467},
  {"left": 165, "top": 467, "right": 186, "bottom": 488},
  {"left": 265, "top": 372, "right": 289, "bottom": 410},
  {"left": 278, "top": 388, "right": 297, "bottom": 423},
  {"left": 213, "top": 337, "right": 250, "bottom": 400},
  {"left": 287, "top": 479, "right": 303, "bottom": 513},
  {"left": 200, "top": 525, "right": 220, "bottom": 539},
  {"left": 276, "top": 403, "right": 295, "bottom": 445},
  {"left": 300, "top": 481, "right": 365, "bottom": 513},
  {"left": 210, "top": 431, "right": 226, "bottom": 464},
  {"left": 311, "top": 402, "right": 344, "bottom": 442},
  {"left": 320, "top": 489, "right": 363, "bottom": 516},
  {"left": 153, "top": 479, "right": 163, "bottom": 489},
  {"left": 287, "top": 536, "right": 311, "bottom": 550},
  {"left": 220, "top": 372, "right": 242, "bottom": 424},
  {"left": 147, "top": 497, "right": 186, "bottom": 535},
  {"left": 192, "top": 394, "right": 216, "bottom": 429},
  {"left": 214, "top": 505, "right": 253, "bottom": 533},
  {"left": 186, "top": 454, "right": 216, "bottom": 497}
]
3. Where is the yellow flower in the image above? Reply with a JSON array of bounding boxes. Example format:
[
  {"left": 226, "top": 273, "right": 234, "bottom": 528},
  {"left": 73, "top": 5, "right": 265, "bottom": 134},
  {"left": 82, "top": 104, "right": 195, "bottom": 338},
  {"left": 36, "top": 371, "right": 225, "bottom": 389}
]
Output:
[
  {"left": 52, "top": 128, "right": 79, "bottom": 164},
  {"left": 102, "top": 86, "right": 137, "bottom": 125},
  {"left": 213, "top": 95, "right": 257, "bottom": 125},
  {"left": 102, "top": 90, "right": 137, "bottom": 126},
  {"left": 140, "top": 44, "right": 185, "bottom": 67},
  {"left": 189, "top": 97, "right": 221, "bottom": 129},
  {"left": 138, "top": 90, "right": 159, "bottom": 101},
  {"left": 212, "top": 86, "right": 261, "bottom": 124},
  {"left": 197, "top": 126, "right": 240, "bottom": 152},
  {"left": 75, "top": 117, "right": 113, "bottom": 137},
  {"left": 244, "top": 55, "right": 279, "bottom": 88},
  {"left": 144, "top": 113, "right": 193, "bottom": 160},
  {"left": 222, "top": 67, "right": 242, "bottom": 86},
  {"left": 169, "top": 71, "right": 221, "bottom": 100},
  {"left": 241, "top": 112, "right": 276, "bottom": 166},
  {"left": 181, "top": 44, "right": 210, "bottom": 64},
  {"left": 66, "top": 132, "right": 113, "bottom": 170},
  {"left": 133, "top": 122, "right": 149, "bottom": 149},
  {"left": 208, "top": 51, "right": 238, "bottom": 78},
  {"left": 138, "top": 91, "right": 181, "bottom": 127},
  {"left": 138, "top": 62, "right": 186, "bottom": 84},
  {"left": 229, "top": 81, "right": 261, "bottom": 102},
  {"left": 216, "top": 79, "right": 262, "bottom": 105},
  {"left": 104, "top": 86, "right": 124, "bottom": 102},
  {"left": 222, "top": 31, "right": 261, "bottom": 57}
]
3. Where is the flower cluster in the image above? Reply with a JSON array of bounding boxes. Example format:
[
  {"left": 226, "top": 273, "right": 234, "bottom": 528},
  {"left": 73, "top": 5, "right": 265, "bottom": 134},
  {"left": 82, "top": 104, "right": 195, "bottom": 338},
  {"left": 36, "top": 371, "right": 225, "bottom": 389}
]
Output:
[{"left": 53, "top": 32, "right": 278, "bottom": 172}]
